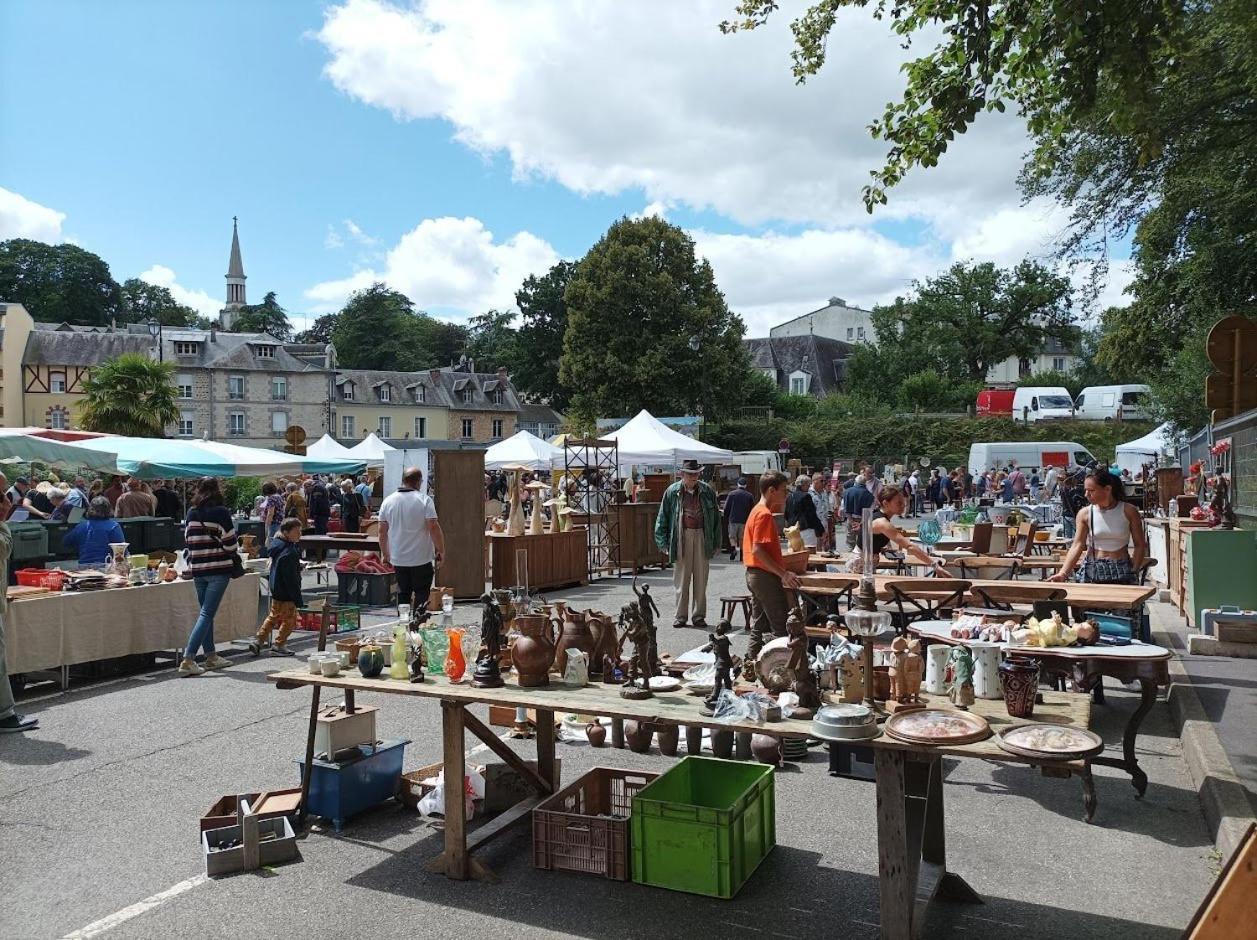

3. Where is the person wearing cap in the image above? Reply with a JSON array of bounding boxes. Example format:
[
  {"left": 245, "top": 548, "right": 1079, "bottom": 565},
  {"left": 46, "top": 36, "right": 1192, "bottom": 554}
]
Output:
[
  {"left": 784, "top": 474, "right": 824, "bottom": 549},
  {"left": 654, "top": 459, "right": 720, "bottom": 629},
  {"left": 722, "top": 477, "right": 755, "bottom": 561}
]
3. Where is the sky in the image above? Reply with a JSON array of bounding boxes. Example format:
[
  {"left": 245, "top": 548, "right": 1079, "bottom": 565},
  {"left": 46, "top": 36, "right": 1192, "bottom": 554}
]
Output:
[{"left": 0, "top": 0, "right": 1133, "bottom": 338}]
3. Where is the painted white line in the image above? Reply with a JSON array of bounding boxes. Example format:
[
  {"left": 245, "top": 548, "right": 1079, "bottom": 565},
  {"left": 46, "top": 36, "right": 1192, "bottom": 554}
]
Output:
[{"left": 62, "top": 874, "right": 208, "bottom": 939}]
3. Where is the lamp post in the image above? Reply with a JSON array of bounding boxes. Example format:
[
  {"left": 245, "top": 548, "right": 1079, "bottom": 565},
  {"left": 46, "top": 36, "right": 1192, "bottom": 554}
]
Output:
[{"left": 147, "top": 318, "right": 163, "bottom": 362}]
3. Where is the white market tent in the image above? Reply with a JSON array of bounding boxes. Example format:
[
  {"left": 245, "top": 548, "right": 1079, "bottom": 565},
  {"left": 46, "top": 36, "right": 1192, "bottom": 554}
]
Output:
[
  {"left": 72, "top": 435, "right": 365, "bottom": 479},
  {"left": 306, "top": 433, "right": 357, "bottom": 460},
  {"left": 1114, "top": 422, "right": 1177, "bottom": 476},
  {"left": 346, "top": 432, "right": 396, "bottom": 469},
  {"left": 587, "top": 409, "right": 733, "bottom": 467},
  {"left": 484, "top": 430, "right": 564, "bottom": 471}
]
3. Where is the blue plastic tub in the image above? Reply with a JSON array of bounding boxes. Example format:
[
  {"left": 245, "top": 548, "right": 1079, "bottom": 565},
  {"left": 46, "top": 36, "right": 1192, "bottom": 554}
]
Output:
[{"left": 296, "top": 738, "right": 408, "bottom": 831}]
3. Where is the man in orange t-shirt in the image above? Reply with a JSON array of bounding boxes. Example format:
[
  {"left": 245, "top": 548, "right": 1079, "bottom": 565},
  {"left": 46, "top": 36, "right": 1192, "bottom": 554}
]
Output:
[{"left": 743, "top": 470, "right": 800, "bottom": 679}]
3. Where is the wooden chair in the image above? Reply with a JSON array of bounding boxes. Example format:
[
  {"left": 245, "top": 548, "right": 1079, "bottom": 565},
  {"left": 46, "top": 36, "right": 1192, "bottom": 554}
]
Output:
[
  {"left": 1136, "top": 558, "right": 1158, "bottom": 586},
  {"left": 957, "top": 557, "right": 1021, "bottom": 581},
  {"left": 886, "top": 578, "right": 971, "bottom": 634},
  {"left": 968, "top": 522, "right": 993, "bottom": 555},
  {"left": 973, "top": 584, "right": 1066, "bottom": 612},
  {"left": 1008, "top": 521, "right": 1038, "bottom": 557},
  {"left": 719, "top": 595, "right": 753, "bottom": 631}
]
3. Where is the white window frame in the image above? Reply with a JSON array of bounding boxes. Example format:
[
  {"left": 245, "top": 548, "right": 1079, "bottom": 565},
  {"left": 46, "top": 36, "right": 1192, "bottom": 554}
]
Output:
[
  {"left": 856, "top": 326, "right": 865, "bottom": 340},
  {"left": 341, "top": 414, "right": 355, "bottom": 438},
  {"left": 492, "top": 418, "right": 503, "bottom": 438},
  {"left": 341, "top": 383, "right": 355, "bottom": 401},
  {"left": 228, "top": 412, "right": 246, "bottom": 436},
  {"left": 413, "top": 385, "right": 426, "bottom": 404},
  {"left": 271, "top": 411, "right": 288, "bottom": 434},
  {"left": 460, "top": 388, "right": 473, "bottom": 404},
  {"left": 178, "top": 413, "right": 194, "bottom": 437},
  {"left": 378, "top": 385, "right": 391, "bottom": 403},
  {"left": 49, "top": 370, "right": 66, "bottom": 393},
  {"left": 1052, "top": 357, "right": 1066, "bottom": 372},
  {"left": 461, "top": 417, "right": 474, "bottom": 440},
  {"left": 49, "top": 409, "right": 67, "bottom": 430},
  {"left": 254, "top": 345, "right": 275, "bottom": 359},
  {"left": 174, "top": 341, "right": 198, "bottom": 357},
  {"left": 271, "top": 375, "right": 287, "bottom": 400},
  {"left": 788, "top": 371, "right": 809, "bottom": 396},
  {"left": 227, "top": 375, "right": 245, "bottom": 400},
  {"left": 846, "top": 327, "right": 854, "bottom": 340},
  {"left": 377, "top": 416, "right": 392, "bottom": 438},
  {"left": 491, "top": 388, "right": 504, "bottom": 405},
  {"left": 176, "top": 374, "right": 193, "bottom": 399},
  {"left": 415, "top": 416, "right": 427, "bottom": 439}
]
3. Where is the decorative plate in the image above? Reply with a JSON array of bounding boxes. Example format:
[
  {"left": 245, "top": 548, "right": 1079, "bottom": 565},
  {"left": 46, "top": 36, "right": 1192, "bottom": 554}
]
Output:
[
  {"left": 682, "top": 663, "right": 716, "bottom": 683},
  {"left": 884, "top": 708, "right": 991, "bottom": 746},
  {"left": 997, "top": 724, "right": 1104, "bottom": 760},
  {"left": 648, "top": 675, "right": 681, "bottom": 692}
]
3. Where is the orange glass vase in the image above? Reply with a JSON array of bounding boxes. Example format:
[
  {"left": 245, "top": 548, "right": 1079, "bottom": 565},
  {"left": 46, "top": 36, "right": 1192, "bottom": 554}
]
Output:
[{"left": 444, "top": 627, "right": 466, "bottom": 682}]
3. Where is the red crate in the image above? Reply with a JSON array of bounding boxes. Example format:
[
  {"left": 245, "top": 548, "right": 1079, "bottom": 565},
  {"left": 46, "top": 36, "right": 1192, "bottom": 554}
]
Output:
[
  {"left": 15, "top": 568, "right": 65, "bottom": 589},
  {"left": 533, "top": 767, "right": 658, "bottom": 881}
]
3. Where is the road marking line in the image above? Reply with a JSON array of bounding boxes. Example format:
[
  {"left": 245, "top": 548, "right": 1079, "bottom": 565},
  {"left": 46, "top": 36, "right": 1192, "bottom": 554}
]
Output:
[{"left": 62, "top": 874, "right": 208, "bottom": 939}]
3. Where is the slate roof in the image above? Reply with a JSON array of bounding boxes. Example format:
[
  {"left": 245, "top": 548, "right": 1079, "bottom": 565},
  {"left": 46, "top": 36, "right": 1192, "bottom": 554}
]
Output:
[
  {"left": 517, "top": 403, "right": 565, "bottom": 427},
  {"left": 437, "top": 367, "right": 522, "bottom": 413},
  {"left": 23, "top": 329, "right": 153, "bottom": 366},
  {"left": 227, "top": 219, "right": 246, "bottom": 279},
  {"left": 334, "top": 369, "right": 451, "bottom": 407},
  {"left": 744, "top": 334, "right": 853, "bottom": 397},
  {"left": 117, "top": 323, "right": 323, "bottom": 373}
]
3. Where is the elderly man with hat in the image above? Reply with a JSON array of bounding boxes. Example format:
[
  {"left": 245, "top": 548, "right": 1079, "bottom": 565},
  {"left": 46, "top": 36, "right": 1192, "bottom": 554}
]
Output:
[{"left": 654, "top": 459, "right": 720, "bottom": 629}]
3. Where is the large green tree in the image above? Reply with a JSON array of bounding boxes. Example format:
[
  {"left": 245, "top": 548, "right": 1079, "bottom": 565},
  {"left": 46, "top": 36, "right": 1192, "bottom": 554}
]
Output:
[
  {"left": 723, "top": 0, "right": 1184, "bottom": 210},
  {"left": 560, "top": 216, "right": 749, "bottom": 422},
  {"left": 463, "top": 309, "right": 519, "bottom": 373},
  {"left": 0, "top": 239, "right": 121, "bottom": 326},
  {"left": 514, "top": 260, "right": 577, "bottom": 409},
  {"left": 294, "top": 313, "right": 340, "bottom": 345},
  {"left": 231, "top": 291, "right": 293, "bottom": 339},
  {"left": 118, "top": 278, "right": 198, "bottom": 327},
  {"left": 329, "top": 283, "right": 468, "bottom": 371},
  {"left": 78, "top": 353, "right": 179, "bottom": 437}
]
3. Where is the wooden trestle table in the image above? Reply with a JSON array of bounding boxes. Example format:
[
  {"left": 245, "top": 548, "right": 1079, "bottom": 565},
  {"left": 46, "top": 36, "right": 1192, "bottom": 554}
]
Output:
[{"left": 269, "top": 644, "right": 1095, "bottom": 940}]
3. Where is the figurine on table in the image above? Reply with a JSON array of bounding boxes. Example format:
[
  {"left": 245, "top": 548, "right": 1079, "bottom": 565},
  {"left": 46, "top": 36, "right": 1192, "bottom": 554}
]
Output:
[
  {"left": 618, "top": 603, "right": 653, "bottom": 699},
  {"left": 785, "top": 608, "right": 821, "bottom": 718},
  {"left": 700, "top": 619, "right": 734, "bottom": 716},
  {"left": 945, "top": 645, "right": 975, "bottom": 709},
  {"left": 408, "top": 634, "right": 427, "bottom": 683},
  {"left": 889, "top": 636, "right": 924, "bottom": 704},
  {"left": 633, "top": 578, "right": 661, "bottom": 674},
  {"left": 407, "top": 591, "right": 428, "bottom": 632},
  {"left": 471, "top": 592, "right": 505, "bottom": 688}
]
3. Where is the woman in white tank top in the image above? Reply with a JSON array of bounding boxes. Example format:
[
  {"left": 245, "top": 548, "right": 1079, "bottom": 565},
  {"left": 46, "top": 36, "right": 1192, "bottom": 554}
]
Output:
[{"left": 1050, "top": 468, "right": 1146, "bottom": 585}]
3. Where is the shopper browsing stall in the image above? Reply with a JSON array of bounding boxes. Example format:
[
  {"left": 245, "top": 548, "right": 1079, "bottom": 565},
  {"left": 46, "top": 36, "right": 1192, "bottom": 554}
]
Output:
[
  {"left": 654, "top": 459, "right": 720, "bottom": 629},
  {"left": 249, "top": 518, "right": 303, "bottom": 657},
  {"left": 742, "top": 470, "right": 799, "bottom": 679},
  {"left": 848, "top": 486, "right": 951, "bottom": 576},
  {"left": 722, "top": 477, "right": 755, "bottom": 561},
  {"left": 378, "top": 466, "right": 446, "bottom": 611},
  {"left": 785, "top": 474, "right": 824, "bottom": 549},
  {"left": 180, "top": 477, "right": 237, "bottom": 678},
  {"left": 63, "top": 497, "right": 126, "bottom": 567},
  {"left": 115, "top": 478, "right": 156, "bottom": 518},
  {"left": 1050, "top": 468, "right": 1145, "bottom": 585}
]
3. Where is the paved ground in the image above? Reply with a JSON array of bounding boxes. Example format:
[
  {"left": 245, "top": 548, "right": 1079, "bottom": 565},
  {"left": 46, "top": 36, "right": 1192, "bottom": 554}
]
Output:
[{"left": 0, "top": 556, "right": 1220, "bottom": 939}]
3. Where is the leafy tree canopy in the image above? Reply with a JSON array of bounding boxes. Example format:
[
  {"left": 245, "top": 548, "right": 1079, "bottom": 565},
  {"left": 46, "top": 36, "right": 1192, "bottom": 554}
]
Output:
[
  {"left": 560, "top": 217, "right": 749, "bottom": 423},
  {"left": 294, "top": 313, "right": 340, "bottom": 345},
  {"left": 118, "top": 278, "right": 198, "bottom": 327},
  {"left": 0, "top": 238, "right": 121, "bottom": 326},
  {"left": 330, "top": 282, "right": 469, "bottom": 371},
  {"left": 462, "top": 309, "right": 518, "bottom": 373},
  {"left": 231, "top": 291, "right": 293, "bottom": 340},
  {"left": 78, "top": 353, "right": 179, "bottom": 437},
  {"left": 723, "top": 0, "right": 1184, "bottom": 210},
  {"left": 515, "top": 261, "right": 577, "bottom": 409}
]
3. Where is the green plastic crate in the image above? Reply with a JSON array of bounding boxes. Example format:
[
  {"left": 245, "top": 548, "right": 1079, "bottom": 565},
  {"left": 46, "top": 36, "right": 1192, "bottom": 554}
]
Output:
[{"left": 630, "top": 755, "right": 775, "bottom": 898}]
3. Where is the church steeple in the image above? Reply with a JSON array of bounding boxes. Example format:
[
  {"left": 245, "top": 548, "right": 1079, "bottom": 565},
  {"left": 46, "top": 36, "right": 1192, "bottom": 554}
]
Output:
[{"left": 221, "top": 216, "right": 247, "bottom": 329}]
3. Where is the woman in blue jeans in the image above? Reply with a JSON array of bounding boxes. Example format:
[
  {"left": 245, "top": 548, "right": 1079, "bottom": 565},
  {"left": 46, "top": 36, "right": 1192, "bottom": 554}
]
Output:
[{"left": 180, "top": 477, "right": 238, "bottom": 677}]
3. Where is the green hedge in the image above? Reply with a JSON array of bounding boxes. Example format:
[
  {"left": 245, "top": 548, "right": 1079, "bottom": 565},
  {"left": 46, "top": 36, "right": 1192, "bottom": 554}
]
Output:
[{"left": 707, "top": 416, "right": 1156, "bottom": 469}]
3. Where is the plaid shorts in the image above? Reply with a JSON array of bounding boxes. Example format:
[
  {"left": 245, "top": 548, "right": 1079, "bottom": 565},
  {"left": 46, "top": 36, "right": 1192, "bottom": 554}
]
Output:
[{"left": 1076, "top": 558, "right": 1135, "bottom": 585}]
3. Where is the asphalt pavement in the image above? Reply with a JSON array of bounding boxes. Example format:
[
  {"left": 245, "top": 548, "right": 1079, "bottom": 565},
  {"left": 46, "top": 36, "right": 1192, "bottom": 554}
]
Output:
[{"left": 0, "top": 556, "right": 1219, "bottom": 939}]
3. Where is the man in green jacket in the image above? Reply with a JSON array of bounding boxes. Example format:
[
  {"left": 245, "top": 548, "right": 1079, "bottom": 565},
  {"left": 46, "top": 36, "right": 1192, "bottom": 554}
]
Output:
[
  {"left": 0, "top": 473, "right": 37, "bottom": 733},
  {"left": 654, "top": 460, "right": 720, "bottom": 629}
]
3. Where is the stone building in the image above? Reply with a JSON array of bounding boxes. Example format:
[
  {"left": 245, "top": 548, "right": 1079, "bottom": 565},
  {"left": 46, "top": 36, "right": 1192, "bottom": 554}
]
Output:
[
  {"left": 332, "top": 368, "right": 451, "bottom": 444},
  {"left": 437, "top": 363, "right": 520, "bottom": 443}
]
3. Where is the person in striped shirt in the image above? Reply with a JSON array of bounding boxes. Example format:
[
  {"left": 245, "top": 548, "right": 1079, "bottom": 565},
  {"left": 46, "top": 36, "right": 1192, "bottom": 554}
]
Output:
[{"left": 179, "top": 477, "right": 238, "bottom": 677}]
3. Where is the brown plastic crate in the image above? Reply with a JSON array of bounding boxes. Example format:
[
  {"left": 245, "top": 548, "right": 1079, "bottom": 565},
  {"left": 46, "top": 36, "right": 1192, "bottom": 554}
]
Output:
[{"left": 533, "top": 767, "right": 659, "bottom": 881}]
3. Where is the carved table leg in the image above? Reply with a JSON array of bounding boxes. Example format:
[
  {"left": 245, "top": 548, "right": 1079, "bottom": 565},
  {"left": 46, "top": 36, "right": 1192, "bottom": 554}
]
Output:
[
  {"left": 1123, "top": 679, "right": 1156, "bottom": 798},
  {"left": 1080, "top": 761, "right": 1097, "bottom": 823}
]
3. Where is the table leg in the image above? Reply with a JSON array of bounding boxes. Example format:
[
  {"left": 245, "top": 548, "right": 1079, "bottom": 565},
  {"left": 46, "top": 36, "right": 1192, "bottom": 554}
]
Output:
[
  {"left": 1123, "top": 679, "right": 1156, "bottom": 798},
  {"left": 297, "top": 685, "right": 321, "bottom": 829},
  {"left": 874, "top": 751, "right": 981, "bottom": 940},
  {"left": 1080, "top": 761, "right": 1097, "bottom": 823},
  {"left": 535, "top": 708, "right": 557, "bottom": 791},
  {"left": 422, "top": 700, "right": 492, "bottom": 881}
]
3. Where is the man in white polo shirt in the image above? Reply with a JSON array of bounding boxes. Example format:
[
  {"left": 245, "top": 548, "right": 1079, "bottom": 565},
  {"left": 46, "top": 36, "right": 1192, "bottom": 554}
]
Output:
[{"left": 377, "top": 466, "right": 446, "bottom": 615}]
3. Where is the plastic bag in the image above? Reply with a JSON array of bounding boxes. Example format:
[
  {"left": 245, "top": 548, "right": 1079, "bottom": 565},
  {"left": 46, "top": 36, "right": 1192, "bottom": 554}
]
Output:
[
  {"left": 710, "top": 689, "right": 756, "bottom": 724},
  {"left": 415, "top": 767, "right": 485, "bottom": 821}
]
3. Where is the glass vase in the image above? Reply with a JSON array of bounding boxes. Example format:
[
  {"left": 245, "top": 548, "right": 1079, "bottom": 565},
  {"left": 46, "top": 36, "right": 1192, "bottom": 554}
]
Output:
[{"left": 444, "top": 627, "right": 466, "bottom": 682}]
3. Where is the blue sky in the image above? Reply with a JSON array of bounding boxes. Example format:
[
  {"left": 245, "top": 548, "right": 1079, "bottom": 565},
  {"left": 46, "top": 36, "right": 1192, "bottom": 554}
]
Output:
[{"left": 0, "top": 0, "right": 1132, "bottom": 336}]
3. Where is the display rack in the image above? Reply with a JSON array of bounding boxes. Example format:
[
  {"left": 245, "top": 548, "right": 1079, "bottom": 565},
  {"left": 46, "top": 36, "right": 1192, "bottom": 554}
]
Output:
[{"left": 563, "top": 437, "right": 621, "bottom": 580}]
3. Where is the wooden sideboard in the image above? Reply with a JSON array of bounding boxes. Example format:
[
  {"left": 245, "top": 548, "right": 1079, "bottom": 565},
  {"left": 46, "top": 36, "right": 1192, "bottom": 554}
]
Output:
[{"left": 487, "top": 529, "right": 588, "bottom": 593}]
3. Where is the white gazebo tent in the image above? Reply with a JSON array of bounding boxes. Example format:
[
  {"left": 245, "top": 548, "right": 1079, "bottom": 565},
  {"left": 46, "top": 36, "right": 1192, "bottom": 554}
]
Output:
[
  {"left": 590, "top": 409, "right": 733, "bottom": 467},
  {"left": 346, "top": 432, "right": 396, "bottom": 469},
  {"left": 484, "top": 430, "right": 564, "bottom": 471},
  {"left": 1115, "top": 422, "right": 1177, "bottom": 476},
  {"left": 306, "top": 433, "right": 357, "bottom": 460}
]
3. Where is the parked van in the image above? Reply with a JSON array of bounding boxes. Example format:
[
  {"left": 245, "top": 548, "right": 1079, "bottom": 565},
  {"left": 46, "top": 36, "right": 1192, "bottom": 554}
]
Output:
[
  {"left": 1073, "top": 384, "right": 1152, "bottom": 421},
  {"left": 976, "top": 388, "right": 1015, "bottom": 416},
  {"left": 967, "top": 442, "right": 1097, "bottom": 477},
  {"left": 1012, "top": 386, "right": 1074, "bottom": 423},
  {"left": 731, "top": 451, "right": 781, "bottom": 474}
]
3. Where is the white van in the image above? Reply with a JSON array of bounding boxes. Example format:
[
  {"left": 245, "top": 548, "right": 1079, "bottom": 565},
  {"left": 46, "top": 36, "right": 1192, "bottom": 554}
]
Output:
[
  {"left": 968, "top": 441, "right": 1097, "bottom": 477},
  {"left": 1074, "top": 384, "right": 1152, "bottom": 421},
  {"left": 1012, "top": 386, "right": 1075, "bottom": 423},
  {"left": 731, "top": 451, "right": 781, "bottom": 474}
]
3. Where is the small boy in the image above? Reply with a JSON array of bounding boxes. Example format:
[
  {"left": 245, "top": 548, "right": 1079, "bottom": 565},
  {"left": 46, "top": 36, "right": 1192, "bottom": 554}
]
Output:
[{"left": 250, "top": 517, "right": 304, "bottom": 656}]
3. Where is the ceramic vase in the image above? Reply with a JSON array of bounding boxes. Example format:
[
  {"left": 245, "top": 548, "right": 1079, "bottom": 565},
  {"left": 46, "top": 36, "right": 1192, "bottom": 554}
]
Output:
[
  {"left": 751, "top": 734, "right": 782, "bottom": 766},
  {"left": 655, "top": 724, "right": 679, "bottom": 757},
  {"left": 586, "top": 722, "right": 606, "bottom": 747},
  {"left": 506, "top": 470, "right": 525, "bottom": 536},
  {"left": 710, "top": 729, "right": 734, "bottom": 759},
  {"left": 685, "top": 725, "right": 703, "bottom": 754},
  {"left": 970, "top": 642, "right": 1003, "bottom": 699},
  {"left": 511, "top": 614, "right": 558, "bottom": 687},
  {"left": 357, "top": 644, "right": 384, "bottom": 679},
  {"left": 444, "top": 627, "right": 466, "bottom": 682},
  {"left": 999, "top": 657, "right": 1040, "bottom": 718},
  {"left": 924, "top": 643, "right": 950, "bottom": 695},
  {"left": 624, "top": 720, "right": 653, "bottom": 754},
  {"left": 553, "top": 608, "right": 595, "bottom": 676}
]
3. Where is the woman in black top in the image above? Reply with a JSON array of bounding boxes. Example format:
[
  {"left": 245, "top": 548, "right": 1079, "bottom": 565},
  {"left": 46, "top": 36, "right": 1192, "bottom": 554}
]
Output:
[
  {"left": 180, "top": 477, "right": 238, "bottom": 677},
  {"left": 848, "top": 486, "right": 950, "bottom": 576}
]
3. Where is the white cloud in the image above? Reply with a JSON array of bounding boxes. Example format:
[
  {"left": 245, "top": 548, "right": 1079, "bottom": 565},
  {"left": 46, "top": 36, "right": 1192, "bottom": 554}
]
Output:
[
  {"left": 315, "top": 0, "right": 1030, "bottom": 230},
  {"left": 304, "top": 216, "right": 559, "bottom": 315},
  {"left": 138, "top": 265, "right": 221, "bottom": 318},
  {"left": 0, "top": 188, "right": 66, "bottom": 242},
  {"left": 948, "top": 201, "right": 1072, "bottom": 267}
]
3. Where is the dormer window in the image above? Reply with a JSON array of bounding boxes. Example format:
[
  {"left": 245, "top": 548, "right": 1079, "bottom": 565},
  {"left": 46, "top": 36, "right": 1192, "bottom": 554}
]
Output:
[
  {"left": 412, "top": 385, "right": 426, "bottom": 404},
  {"left": 341, "top": 382, "right": 355, "bottom": 401},
  {"left": 174, "top": 341, "right": 199, "bottom": 357},
  {"left": 491, "top": 388, "right": 504, "bottom": 406},
  {"left": 378, "top": 385, "right": 391, "bottom": 403},
  {"left": 254, "top": 344, "right": 275, "bottom": 359},
  {"left": 461, "top": 388, "right": 474, "bottom": 404}
]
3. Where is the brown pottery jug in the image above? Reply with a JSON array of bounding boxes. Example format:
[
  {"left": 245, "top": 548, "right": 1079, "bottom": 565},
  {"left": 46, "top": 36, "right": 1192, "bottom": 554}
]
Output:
[
  {"left": 553, "top": 607, "right": 595, "bottom": 675},
  {"left": 511, "top": 614, "right": 558, "bottom": 687}
]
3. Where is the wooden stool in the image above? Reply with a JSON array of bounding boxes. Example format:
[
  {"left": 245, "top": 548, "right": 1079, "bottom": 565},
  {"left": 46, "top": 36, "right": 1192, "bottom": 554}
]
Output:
[{"left": 720, "top": 595, "right": 753, "bottom": 631}]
